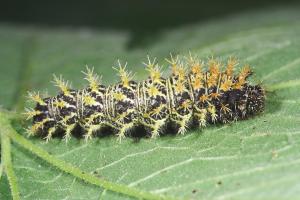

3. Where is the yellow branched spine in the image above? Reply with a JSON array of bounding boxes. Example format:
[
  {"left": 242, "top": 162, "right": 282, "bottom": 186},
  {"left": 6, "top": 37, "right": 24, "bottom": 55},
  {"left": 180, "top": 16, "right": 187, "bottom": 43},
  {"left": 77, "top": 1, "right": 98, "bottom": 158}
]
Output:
[
  {"left": 113, "top": 60, "right": 133, "bottom": 88},
  {"left": 143, "top": 56, "right": 162, "bottom": 82},
  {"left": 82, "top": 66, "right": 101, "bottom": 92}
]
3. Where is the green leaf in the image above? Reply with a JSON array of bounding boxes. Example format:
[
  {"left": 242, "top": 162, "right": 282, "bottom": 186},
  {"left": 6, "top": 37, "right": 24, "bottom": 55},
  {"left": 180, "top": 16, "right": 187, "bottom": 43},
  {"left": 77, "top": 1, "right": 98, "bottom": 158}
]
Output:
[{"left": 1, "top": 6, "right": 300, "bottom": 200}]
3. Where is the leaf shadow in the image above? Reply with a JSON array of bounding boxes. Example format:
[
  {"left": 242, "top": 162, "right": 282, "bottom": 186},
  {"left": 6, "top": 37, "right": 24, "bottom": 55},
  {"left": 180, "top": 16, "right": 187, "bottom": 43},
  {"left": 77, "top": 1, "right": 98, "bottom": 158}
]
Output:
[{"left": 265, "top": 90, "right": 283, "bottom": 115}]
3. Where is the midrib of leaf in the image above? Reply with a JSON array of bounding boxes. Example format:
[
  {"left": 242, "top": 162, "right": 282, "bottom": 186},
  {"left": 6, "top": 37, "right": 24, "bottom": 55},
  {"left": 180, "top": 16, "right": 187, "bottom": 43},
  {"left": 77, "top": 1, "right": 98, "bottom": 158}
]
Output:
[
  {"left": 0, "top": 121, "right": 20, "bottom": 200},
  {"left": 0, "top": 112, "right": 179, "bottom": 200}
]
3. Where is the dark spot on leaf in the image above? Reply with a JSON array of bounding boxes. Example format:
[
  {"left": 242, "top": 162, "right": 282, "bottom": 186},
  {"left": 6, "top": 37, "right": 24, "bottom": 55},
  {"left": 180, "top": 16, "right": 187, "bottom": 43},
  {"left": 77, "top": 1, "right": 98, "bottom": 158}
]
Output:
[
  {"left": 192, "top": 189, "right": 197, "bottom": 193},
  {"left": 217, "top": 181, "right": 222, "bottom": 185},
  {"left": 95, "top": 175, "right": 102, "bottom": 178}
]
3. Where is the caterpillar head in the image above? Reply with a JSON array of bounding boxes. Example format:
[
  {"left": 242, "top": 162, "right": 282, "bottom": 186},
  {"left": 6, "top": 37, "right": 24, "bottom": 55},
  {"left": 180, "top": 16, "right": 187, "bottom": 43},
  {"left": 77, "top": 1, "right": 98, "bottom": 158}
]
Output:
[
  {"left": 245, "top": 85, "right": 265, "bottom": 115},
  {"left": 226, "top": 84, "right": 265, "bottom": 119}
]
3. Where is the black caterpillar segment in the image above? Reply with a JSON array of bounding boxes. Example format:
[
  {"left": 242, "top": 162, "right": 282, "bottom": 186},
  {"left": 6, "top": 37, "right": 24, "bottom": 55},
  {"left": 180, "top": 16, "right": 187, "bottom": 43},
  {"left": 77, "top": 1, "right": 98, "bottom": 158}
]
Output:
[{"left": 24, "top": 54, "right": 265, "bottom": 141}]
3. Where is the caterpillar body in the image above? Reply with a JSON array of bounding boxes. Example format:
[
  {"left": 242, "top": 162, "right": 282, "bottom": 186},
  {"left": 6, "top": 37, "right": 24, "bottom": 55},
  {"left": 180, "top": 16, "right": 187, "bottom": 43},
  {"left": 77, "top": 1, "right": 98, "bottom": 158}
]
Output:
[{"left": 24, "top": 54, "right": 265, "bottom": 141}]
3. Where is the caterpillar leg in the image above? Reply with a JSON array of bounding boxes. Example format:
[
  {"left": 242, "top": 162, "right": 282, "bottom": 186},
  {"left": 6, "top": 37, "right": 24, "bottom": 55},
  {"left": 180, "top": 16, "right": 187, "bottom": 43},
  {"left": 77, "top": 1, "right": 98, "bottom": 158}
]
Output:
[
  {"left": 219, "top": 103, "right": 233, "bottom": 123},
  {"left": 58, "top": 113, "right": 78, "bottom": 142},
  {"left": 84, "top": 124, "right": 103, "bottom": 141},
  {"left": 194, "top": 108, "right": 208, "bottom": 128},
  {"left": 106, "top": 106, "right": 138, "bottom": 141},
  {"left": 207, "top": 105, "right": 218, "bottom": 123},
  {"left": 44, "top": 126, "right": 58, "bottom": 142},
  {"left": 150, "top": 119, "right": 167, "bottom": 138},
  {"left": 199, "top": 111, "right": 207, "bottom": 127},
  {"left": 140, "top": 116, "right": 167, "bottom": 138},
  {"left": 34, "top": 119, "right": 57, "bottom": 142},
  {"left": 81, "top": 113, "right": 106, "bottom": 141},
  {"left": 63, "top": 123, "right": 76, "bottom": 142},
  {"left": 108, "top": 108, "right": 138, "bottom": 141},
  {"left": 26, "top": 120, "right": 46, "bottom": 137},
  {"left": 175, "top": 113, "right": 193, "bottom": 135},
  {"left": 170, "top": 111, "right": 191, "bottom": 135},
  {"left": 116, "top": 122, "right": 135, "bottom": 141}
]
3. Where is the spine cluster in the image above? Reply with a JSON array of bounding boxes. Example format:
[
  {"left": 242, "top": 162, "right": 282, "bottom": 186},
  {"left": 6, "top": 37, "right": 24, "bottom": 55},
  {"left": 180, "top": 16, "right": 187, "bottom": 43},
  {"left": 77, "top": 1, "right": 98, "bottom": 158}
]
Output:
[{"left": 24, "top": 54, "right": 265, "bottom": 141}]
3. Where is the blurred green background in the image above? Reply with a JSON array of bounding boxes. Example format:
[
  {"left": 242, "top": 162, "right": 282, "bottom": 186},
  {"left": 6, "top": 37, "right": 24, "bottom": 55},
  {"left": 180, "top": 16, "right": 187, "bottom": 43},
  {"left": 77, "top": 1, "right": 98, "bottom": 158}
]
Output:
[{"left": 1, "top": 0, "right": 299, "bottom": 49}]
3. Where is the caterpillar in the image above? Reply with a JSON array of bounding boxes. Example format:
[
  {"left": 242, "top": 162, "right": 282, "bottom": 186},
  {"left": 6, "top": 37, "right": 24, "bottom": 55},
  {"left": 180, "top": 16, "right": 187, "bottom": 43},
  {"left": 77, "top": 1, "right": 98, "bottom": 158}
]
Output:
[{"left": 24, "top": 54, "right": 265, "bottom": 142}]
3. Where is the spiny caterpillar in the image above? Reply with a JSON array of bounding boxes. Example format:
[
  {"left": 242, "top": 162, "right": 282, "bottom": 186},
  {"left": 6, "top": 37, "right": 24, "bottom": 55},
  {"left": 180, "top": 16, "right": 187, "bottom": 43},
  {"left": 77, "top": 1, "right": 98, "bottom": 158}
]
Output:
[{"left": 24, "top": 54, "right": 265, "bottom": 142}]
